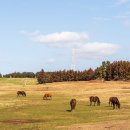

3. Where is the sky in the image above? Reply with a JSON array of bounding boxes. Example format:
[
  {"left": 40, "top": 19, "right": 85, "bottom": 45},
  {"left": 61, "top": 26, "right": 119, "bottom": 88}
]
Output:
[{"left": 0, "top": 0, "right": 130, "bottom": 74}]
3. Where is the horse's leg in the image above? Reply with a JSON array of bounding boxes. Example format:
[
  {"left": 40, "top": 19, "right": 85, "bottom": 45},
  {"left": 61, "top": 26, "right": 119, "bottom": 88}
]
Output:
[
  {"left": 115, "top": 104, "right": 117, "bottom": 109},
  {"left": 118, "top": 104, "right": 120, "bottom": 109},
  {"left": 113, "top": 103, "right": 115, "bottom": 109},
  {"left": 114, "top": 104, "right": 115, "bottom": 109}
]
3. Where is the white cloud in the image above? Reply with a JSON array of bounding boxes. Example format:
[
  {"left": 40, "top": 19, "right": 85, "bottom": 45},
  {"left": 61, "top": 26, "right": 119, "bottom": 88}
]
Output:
[
  {"left": 75, "top": 42, "right": 120, "bottom": 59},
  {"left": 22, "top": 31, "right": 120, "bottom": 59},
  {"left": 32, "top": 32, "right": 89, "bottom": 47}
]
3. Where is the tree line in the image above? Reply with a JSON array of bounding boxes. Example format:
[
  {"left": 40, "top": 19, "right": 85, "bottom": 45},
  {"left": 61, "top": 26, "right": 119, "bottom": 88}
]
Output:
[
  {"left": 36, "top": 68, "right": 95, "bottom": 84},
  {"left": 1, "top": 60, "right": 130, "bottom": 83},
  {"left": 37, "top": 61, "right": 130, "bottom": 84},
  {"left": 3, "top": 72, "right": 35, "bottom": 78}
]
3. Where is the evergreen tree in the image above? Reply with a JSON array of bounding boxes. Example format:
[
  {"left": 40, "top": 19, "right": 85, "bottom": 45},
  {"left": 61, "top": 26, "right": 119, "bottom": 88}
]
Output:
[{"left": 37, "top": 69, "right": 47, "bottom": 84}]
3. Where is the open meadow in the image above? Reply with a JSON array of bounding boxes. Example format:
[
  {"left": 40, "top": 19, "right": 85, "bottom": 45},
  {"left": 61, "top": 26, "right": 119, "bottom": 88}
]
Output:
[{"left": 0, "top": 78, "right": 130, "bottom": 130}]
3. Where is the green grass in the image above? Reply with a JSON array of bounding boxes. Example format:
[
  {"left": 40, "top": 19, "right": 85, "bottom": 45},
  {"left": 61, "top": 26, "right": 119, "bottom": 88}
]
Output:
[
  {"left": 0, "top": 78, "right": 37, "bottom": 85},
  {"left": 0, "top": 78, "right": 130, "bottom": 130},
  {"left": 0, "top": 93, "right": 130, "bottom": 130}
]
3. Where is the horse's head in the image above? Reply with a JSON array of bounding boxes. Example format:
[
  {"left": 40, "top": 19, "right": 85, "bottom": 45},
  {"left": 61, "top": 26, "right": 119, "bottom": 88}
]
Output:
[{"left": 24, "top": 92, "right": 26, "bottom": 96}]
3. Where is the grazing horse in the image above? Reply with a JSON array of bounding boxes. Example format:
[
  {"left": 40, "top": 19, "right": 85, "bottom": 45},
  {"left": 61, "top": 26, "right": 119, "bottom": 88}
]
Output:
[
  {"left": 70, "top": 99, "right": 76, "bottom": 111},
  {"left": 89, "top": 96, "right": 100, "bottom": 106},
  {"left": 109, "top": 97, "right": 120, "bottom": 109},
  {"left": 43, "top": 93, "right": 52, "bottom": 100},
  {"left": 17, "top": 91, "right": 26, "bottom": 97}
]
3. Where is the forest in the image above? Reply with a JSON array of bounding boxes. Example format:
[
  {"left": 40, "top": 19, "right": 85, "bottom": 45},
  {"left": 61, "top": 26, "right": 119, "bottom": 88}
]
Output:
[
  {"left": 2, "top": 60, "right": 130, "bottom": 84},
  {"left": 36, "top": 61, "right": 130, "bottom": 83}
]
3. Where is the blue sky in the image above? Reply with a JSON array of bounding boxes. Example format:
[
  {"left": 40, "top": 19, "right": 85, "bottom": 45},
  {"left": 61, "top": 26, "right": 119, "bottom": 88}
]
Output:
[{"left": 0, "top": 0, "right": 130, "bottom": 74}]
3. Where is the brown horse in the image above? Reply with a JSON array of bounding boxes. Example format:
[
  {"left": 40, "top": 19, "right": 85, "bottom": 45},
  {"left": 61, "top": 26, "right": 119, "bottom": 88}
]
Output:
[
  {"left": 89, "top": 96, "right": 100, "bottom": 106},
  {"left": 109, "top": 97, "right": 120, "bottom": 109},
  {"left": 17, "top": 91, "right": 26, "bottom": 97},
  {"left": 43, "top": 93, "right": 52, "bottom": 100},
  {"left": 70, "top": 99, "right": 76, "bottom": 111}
]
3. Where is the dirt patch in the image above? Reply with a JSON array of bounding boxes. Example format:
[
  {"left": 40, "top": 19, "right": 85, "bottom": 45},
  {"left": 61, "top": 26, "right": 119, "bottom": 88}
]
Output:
[
  {"left": 58, "top": 120, "right": 130, "bottom": 130},
  {"left": 1, "top": 119, "right": 47, "bottom": 124}
]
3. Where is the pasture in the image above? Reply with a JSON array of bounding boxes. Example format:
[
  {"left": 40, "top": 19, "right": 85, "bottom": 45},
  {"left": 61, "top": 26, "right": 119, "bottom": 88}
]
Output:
[{"left": 0, "top": 78, "right": 130, "bottom": 130}]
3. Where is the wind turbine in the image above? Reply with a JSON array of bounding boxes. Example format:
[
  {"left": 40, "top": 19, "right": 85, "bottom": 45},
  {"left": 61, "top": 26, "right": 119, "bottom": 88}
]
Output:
[{"left": 71, "top": 48, "right": 76, "bottom": 70}]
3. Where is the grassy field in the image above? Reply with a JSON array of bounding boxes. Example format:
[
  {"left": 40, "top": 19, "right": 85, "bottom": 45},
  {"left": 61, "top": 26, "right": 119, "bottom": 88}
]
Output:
[{"left": 0, "top": 78, "right": 130, "bottom": 130}]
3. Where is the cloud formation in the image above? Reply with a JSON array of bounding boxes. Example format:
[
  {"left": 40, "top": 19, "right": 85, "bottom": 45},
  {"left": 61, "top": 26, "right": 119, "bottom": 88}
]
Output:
[
  {"left": 32, "top": 32, "right": 89, "bottom": 47},
  {"left": 75, "top": 42, "right": 120, "bottom": 59},
  {"left": 23, "top": 31, "right": 120, "bottom": 59}
]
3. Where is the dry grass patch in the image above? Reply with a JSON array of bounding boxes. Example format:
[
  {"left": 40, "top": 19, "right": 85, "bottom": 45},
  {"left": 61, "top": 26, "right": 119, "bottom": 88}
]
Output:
[
  {"left": 1, "top": 119, "right": 47, "bottom": 124},
  {"left": 58, "top": 120, "right": 130, "bottom": 130}
]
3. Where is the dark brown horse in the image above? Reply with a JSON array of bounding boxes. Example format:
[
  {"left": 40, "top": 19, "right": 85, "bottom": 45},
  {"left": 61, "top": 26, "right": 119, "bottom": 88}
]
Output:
[
  {"left": 109, "top": 97, "right": 120, "bottom": 109},
  {"left": 89, "top": 96, "right": 100, "bottom": 106},
  {"left": 70, "top": 99, "right": 76, "bottom": 111},
  {"left": 17, "top": 91, "right": 26, "bottom": 97},
  {"left": 43, "top": 93, "right": 52, "bottom": 100}
]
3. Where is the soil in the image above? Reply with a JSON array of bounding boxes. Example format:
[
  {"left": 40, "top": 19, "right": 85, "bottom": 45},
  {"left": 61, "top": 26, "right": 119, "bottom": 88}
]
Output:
[
  {"left": 58, "top": 120, "right": 130, "bottom": 130},
  {"left": 1, "top": 119, "right": 47, "bottom": 124}
]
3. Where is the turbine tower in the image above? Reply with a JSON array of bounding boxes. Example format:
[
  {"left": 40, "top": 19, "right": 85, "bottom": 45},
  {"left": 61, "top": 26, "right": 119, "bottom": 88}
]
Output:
[{"left": 71, "top": 48, "right": 76, "bottom": 70}]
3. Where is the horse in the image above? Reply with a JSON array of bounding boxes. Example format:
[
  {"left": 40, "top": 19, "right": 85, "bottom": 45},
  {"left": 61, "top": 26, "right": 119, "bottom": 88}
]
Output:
[
  {"left": 17, "top": 91, "right": 26, "bottom": 97},
  {"left": 43, "top": 93, "right": 52, "bottom": 100},
  {"left": 89, "top": 96, "right": 100, "bottom": 106},
  {"left": 70, "top": 99, "right": 76, "bottom": 111},
  {"left": 109, "top": 97, "right": 120, "bottom": 109}
]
